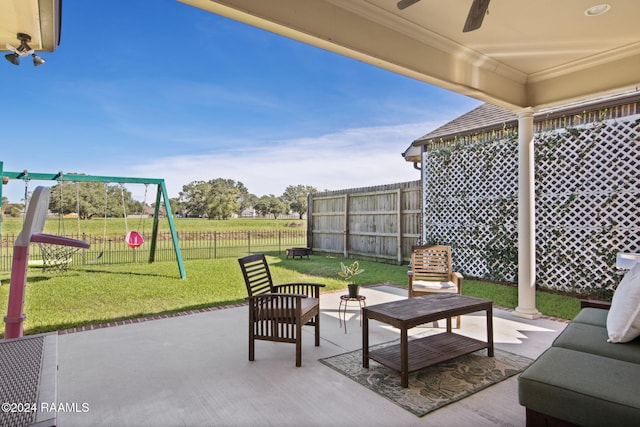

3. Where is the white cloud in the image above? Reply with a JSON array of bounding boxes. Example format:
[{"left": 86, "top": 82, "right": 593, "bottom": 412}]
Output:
[
  {"left": 0, "top": 120, "right": 445, "bottom": 204},
  {"left": 130, "top": 120, "right": 444, "bottom": 199}
]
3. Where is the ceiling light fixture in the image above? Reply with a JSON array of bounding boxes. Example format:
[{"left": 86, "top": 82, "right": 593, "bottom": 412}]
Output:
[
  {"left": 585, "top": 4, "right": 611, "bottom": 16},
  {"left": 5, "top": 53, "right": 20, "bottom": 66},
  {"left": 4, "top": 33, "right": 46, "bottom": 67},
  {"left": 32, "top": 54, "right": 46, "bottom": 67}
]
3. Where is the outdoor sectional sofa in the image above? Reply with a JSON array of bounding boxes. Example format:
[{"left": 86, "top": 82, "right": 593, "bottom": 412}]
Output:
[{"left": 519, "top": 263, "right": 640, "bottom": 427}]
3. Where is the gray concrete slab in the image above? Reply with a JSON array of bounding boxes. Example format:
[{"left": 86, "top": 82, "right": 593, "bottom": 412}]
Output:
[{"left": 56, "top": 285, "right": 566, "bottom": 426}]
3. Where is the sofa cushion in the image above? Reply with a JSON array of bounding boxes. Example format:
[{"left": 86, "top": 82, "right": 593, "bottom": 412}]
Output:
[
  {"left": 519, "top": 347, "right": 640, "bottom": 427},
  {"left": 553, "top": 322, "right": 640, "bottom": 364},
  {"left": 573, "top": 307, "right": 608, "bottom": 328},
  {"left": 607, "top": 263, "right": 640, "bottom": 343}
]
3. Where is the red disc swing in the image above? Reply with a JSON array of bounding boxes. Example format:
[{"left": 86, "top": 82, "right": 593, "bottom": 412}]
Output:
[
  {"left": 126, "top": 230, "right": 144, "bottom": 249},
  {"left": 121, "top": 184, "right": 145, "bottom": 249}
]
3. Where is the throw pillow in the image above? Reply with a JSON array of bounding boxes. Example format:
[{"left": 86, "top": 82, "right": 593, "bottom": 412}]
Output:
[{"left": 607, "top": 262, "right": 640, "bottom": 343}]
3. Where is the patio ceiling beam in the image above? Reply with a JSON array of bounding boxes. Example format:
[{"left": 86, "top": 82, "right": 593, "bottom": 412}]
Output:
[{"left": 526, "top": 51, "right": 640, "bottom": 108}]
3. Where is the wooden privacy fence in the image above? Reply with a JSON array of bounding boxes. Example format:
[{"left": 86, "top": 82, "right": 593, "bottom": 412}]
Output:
[{"left": 308, "top": 181, "right": 422, "bottom": 264}]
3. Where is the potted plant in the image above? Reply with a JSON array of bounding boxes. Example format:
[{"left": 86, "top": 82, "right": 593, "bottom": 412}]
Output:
[{"left": 338, "top": 260, "right": 365, "bottom": 298}]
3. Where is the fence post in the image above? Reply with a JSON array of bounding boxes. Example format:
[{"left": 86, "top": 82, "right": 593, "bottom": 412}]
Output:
[
  {"left": 396, "top": 188, "right": 403, "bottom": 265},
  {"left": 343, "top": 193, "right": 349, "bottom": 258},
  {"left": 307, "top": 192, "right": 313, "bottom": 250},
  {"left": 81, "top": 232, "right": 87, "bottom": 265}
]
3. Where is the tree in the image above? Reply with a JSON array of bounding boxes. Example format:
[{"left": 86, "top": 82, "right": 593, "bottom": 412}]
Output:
[
  {"left": 179, "top": 178, "right": 250, "bottom": 219},
  {"left": 282, "top": 185, "right": 317, "bottom": 219},
  {"left": 2, "top": 196, "right": 23, "bottom": 217},
  {"left": 206, "top": 180, "right": 237, "bottom": 219},
  {"left": 254, "top": 195, "right": 288, "bottom": 219},
  {"left": 49, "top": 181, "right": 101, "bottom": 219},
  {"left": 168, "top": 198, "right": 182, "bottom": 217},
  {"left": 179, "top": 180, "right": 209, "bottom": 217}
]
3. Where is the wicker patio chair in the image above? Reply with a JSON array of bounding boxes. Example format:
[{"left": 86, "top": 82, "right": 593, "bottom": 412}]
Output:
[
  {"left": 408, "top": 245, "right": 463, "bottom": 327},
  {"left": 238, "top": 254, "right": 325, "bottom": 367}
]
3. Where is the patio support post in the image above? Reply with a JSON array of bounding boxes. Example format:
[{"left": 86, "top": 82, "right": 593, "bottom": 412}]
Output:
[{"left": 514, "top": 109, "right": 541, "bottom": 319}]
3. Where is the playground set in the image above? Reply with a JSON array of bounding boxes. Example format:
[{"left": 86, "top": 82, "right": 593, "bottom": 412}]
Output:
[{"left": 1, "top": 162, "right": 186, "bottom": 339}]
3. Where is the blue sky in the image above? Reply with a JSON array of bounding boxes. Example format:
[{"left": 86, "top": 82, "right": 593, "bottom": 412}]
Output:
[{"left": 1, "top": 0, "right": 480, "bottom": 203}]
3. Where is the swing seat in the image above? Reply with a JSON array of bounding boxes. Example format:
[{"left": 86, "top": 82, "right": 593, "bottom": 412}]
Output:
[
  {"left": 126, "top": 231, "right": 144, "bottom": 249},
  {"left": 28, "top": 258, "right": 72, "bottom": 268},
  {"left": 28, "top": 259, "right": 45, "bottom": 268}
]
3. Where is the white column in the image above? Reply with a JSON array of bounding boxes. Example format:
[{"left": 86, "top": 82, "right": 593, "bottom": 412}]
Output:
[{"left": 514, "top": 108, "right": 541, "bottom": 319}]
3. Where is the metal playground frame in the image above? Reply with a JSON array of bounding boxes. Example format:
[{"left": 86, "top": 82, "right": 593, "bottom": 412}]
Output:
[{"left": 0, "top": 161, "right": 186, "bottom": 279}]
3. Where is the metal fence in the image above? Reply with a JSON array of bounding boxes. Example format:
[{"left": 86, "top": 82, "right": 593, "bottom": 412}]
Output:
[{"left": 0, "top": 229, "right": 308, "bottom": 272}]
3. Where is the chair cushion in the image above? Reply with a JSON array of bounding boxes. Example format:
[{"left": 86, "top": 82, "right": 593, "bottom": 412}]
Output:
[
  {"left": 607, "top": 263, "right": 640, "bottom": 343},
  {"left": 412, "top": 280, "right": 457, "bottom": 291}
]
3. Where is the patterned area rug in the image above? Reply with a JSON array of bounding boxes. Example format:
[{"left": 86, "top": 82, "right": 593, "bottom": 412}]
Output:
[{"left": 319, "top": 340, "right": 533, "bottom": 417}]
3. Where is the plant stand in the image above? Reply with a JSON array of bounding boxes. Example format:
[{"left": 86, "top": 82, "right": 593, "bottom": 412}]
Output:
[{"left": 338, "top": 295, "right": 366, "bottom": 333}]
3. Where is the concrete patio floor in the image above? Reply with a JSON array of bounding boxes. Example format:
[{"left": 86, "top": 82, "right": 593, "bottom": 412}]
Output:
[{"left": 56, "top": 284, "right": 566, "bottom": 426}]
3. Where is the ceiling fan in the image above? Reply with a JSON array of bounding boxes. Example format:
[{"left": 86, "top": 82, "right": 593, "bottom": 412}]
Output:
[{"left": 397, "top": 0, "right": 491, "bottom": 32}]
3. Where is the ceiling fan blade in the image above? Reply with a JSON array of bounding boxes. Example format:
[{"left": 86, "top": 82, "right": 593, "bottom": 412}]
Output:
[
  {"left": 463, "top": 0, "right": 490, "bottom": 32},
  {"left": 397, "top": 0, "right": 422, "bottom": 10}
]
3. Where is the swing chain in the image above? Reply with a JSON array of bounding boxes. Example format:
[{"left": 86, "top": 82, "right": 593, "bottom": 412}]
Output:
[
  {"left": 58, "top": 179, "right": 65, "bottom": 235},
  {"left": 22, "top": 177, "right": 30, "bottom": 214},
  {"left": 120, "top": 183, "right": 129, "bottom": 232},
  {"left": 138, "top": 184, "right": 149, "bottom": 232}
]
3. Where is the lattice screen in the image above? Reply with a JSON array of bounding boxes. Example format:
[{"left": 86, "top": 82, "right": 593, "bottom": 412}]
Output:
[{"left": 423, "top": 115, "right": 639, "bottom": 294}]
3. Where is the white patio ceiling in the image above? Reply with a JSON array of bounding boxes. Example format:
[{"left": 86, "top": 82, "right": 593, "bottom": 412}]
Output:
[{"left": 178, "top": 0, "right": 640, "bottom": 111}]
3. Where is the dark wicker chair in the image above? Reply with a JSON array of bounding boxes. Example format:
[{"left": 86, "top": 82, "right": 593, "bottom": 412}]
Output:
[{"left": 238, "top": 254, "right": 325, "bottom": 367}]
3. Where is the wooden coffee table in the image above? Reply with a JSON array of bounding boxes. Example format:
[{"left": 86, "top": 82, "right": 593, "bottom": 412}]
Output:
[{"left": 362, "top": 294, "right": 493, "bottom": 388}]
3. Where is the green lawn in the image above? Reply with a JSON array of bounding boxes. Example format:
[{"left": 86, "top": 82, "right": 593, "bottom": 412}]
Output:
[{"left": 0, "top": 252, "right": 581, "bottom": 337}]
